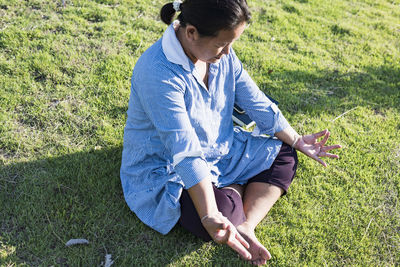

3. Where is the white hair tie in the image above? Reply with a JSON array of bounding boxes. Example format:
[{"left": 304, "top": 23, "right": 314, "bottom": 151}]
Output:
[{"left": 173, "top": 0, "right": 182, "bottom": 12}]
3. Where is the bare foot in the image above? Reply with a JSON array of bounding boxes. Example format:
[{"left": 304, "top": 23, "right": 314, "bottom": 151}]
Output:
[{"left": 236, "top": 223, "right": 271, "bottom": 266}]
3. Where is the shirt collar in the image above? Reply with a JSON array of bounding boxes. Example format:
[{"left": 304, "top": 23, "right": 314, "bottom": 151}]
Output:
[{"left": 161, "top": 20, "right": 191, "bottom": 72}]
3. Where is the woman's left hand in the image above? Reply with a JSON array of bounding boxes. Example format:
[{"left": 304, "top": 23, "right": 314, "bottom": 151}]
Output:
[{"left": 295, "top": 129, "right": 341, "bottom": 167}]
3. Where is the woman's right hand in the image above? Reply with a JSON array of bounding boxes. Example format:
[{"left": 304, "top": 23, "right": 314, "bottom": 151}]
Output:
[{"left": 201, "top": 212, "right": 252, "bottom": 260}]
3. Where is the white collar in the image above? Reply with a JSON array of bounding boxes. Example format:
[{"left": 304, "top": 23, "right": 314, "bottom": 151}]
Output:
[{"left": 161, "top": 21, "right": 191, "bottom": 72}]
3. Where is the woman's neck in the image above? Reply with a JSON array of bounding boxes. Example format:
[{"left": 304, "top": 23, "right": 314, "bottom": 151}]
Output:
[{"left": 175, "top": 25, "right": 199, "bottom": 64}]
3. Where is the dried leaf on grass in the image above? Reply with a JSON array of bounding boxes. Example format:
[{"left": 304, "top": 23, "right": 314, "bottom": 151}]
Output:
[
  {"left": 65, "top": 239, "right": 89, "bottom": 247},
  {"left": 104, "top": 254, "right": 114, "bottom": 267}
]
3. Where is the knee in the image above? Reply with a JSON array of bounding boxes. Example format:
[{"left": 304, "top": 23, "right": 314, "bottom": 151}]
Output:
[
  {"left": 215, "top": 189, "right": 245, "bottom": 226},
  {"left": 215, "top": 190, "right": 235, "bottom": 215}
]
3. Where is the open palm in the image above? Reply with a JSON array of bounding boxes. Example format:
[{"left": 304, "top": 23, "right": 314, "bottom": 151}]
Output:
[{"left": 295, "top": 129, "right": 341, "bottom": 167}]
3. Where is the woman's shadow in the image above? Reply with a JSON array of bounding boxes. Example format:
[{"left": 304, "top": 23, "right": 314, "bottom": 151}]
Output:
[{"left": 1, "top": 147, "right": 219, "bottom": 266}]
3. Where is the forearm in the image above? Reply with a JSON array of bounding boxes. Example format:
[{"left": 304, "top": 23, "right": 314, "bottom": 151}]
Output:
[
  {"left": 187, "top": 177, "right": 219, "bottom": 219},
  {"left": 274, "top": 125, "right": 301, "bottom": 149}
]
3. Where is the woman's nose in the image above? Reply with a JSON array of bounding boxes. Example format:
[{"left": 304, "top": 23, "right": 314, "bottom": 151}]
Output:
[{"left": 222, "top": 44, "right": 231, "bottom": 55}]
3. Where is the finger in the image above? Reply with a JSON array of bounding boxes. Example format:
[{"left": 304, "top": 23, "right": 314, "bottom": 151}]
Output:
[
  {"left": 252, "top": 259, "right": 266, "bottom": 266},
  {"left": 320, "top": 152, "right": 340, "bottom": 158},
  {"left": 318, "top": 130, "right": 330, "bottom": 147},
  {"left": 226, "top": 227, "right": 252, "bottom": 260},
  {"left": 226, "top": 225, "right": 251, "bottom": 258},
  {"left": 220, "top": 222, "right": 229, "bottom": 229},
  {"left": 228, "top": 237, "right": 251, "bottom": 260},
  {"left": 212, "top": 222, "right": 230, "bottom": 242},
  {"left": 313, "top": 155, "right": 327, "bottom": 167},
  {"left": 213, "top": 221, "right": 228, "bottom": 230},
  {"left": 234, "top": 231, "right": 250, "bottom": 249},
  {"left": 213, "top": 228, "right": 227, "bottom": 240},
  {"left": 211, "top": 226, "right": 228, "bottom": 240},
  {"left": 322, "top": 144, "right": 342, "bottom": 151},
  {"left": 313, "top": 129, "right": 328, "bottom": 139}
]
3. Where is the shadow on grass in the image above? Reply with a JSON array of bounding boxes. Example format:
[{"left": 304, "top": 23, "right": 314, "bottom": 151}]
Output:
[
  {"left": 0, "top": 147, "right": 232, "bottom": 266},
  {"left": 259, "top": 65, "right": 400, "bottom": 116}
]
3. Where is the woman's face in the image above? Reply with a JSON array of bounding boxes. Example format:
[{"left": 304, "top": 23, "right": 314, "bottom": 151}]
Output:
[{"left": 188, "top": 22, "right": 246, "bottom": 64}]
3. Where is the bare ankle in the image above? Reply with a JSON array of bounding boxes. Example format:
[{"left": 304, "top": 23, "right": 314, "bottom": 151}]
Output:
[{"left": 238, "top": 221, "right": 256, "bottom": 232}]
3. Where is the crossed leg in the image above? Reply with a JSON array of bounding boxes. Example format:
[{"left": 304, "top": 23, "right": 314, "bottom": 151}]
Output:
[
  {"left": 236, "top": 183, "right": 283, "bottom": 266},
  {"left": 225, "top": 143, "right": 297, "bottom": 265}
]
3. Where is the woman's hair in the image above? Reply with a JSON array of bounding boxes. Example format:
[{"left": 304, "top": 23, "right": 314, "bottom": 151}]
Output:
[{"left": 160, "top": 0, "right": 251, "bottom": 36}]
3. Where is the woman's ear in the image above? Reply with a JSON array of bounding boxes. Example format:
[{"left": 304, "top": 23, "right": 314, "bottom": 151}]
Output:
[{"left": 185, "top": 25, "right": 199, "bottom": 42}]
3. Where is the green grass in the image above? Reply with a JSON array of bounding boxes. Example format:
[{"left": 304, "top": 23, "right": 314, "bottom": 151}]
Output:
[{"left": 1, "top": 0, "right": 399, "bottom": 265}]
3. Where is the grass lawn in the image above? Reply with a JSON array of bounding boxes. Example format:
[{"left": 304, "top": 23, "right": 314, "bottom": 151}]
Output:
[{"left": 1, "top": 0, "right": 399, "bottom": 265}]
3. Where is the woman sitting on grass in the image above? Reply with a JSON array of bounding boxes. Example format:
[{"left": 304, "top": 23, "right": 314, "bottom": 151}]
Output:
[{"left": 120, "top": 0, "right": 341, "bottom": 265}]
